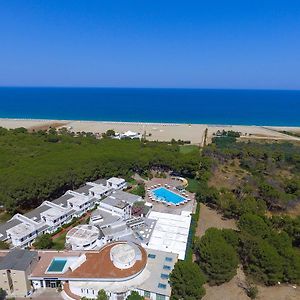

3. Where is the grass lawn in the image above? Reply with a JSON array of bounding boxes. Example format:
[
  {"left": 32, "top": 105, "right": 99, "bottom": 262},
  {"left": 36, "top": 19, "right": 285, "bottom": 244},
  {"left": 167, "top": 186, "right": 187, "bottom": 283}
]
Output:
[
  {"left": 186, "top": 178, "right": 200, "bottom": 193},
  {"left": 126, "top": 177, "right": 137, "bottom": 185},
  {"left": 0, "top": 211, "right": 12, "bottom": 223},
  {"left": 179, "top": 145, "right": 199, "bottom": 154},
  {"left": 52, "top": 232, "right": 67, "bottom": 250},
  {"left": 129, "top": 184, "right": 145, "bottom": 197}
]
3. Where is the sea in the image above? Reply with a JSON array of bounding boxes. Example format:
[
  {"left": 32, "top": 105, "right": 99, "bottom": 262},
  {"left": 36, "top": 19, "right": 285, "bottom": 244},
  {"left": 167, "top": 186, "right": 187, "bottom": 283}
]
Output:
[{"left": 0, "top": 87, "right": 300, "bottom": 126}]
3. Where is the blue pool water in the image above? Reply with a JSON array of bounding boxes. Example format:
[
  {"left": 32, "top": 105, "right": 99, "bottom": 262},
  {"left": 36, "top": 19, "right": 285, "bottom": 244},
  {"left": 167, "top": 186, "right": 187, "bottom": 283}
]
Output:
[
  {"left": 47, "top": 258, "right": 67, "bottom": 273},
  {"left": 152, "top": 187, "right": 185, "bottom": 204}
]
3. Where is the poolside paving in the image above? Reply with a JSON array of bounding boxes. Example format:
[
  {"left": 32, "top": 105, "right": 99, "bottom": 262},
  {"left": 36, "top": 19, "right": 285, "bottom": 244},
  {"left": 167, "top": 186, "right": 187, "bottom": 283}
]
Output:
[{"left": 145, "top": 178, "right": 196, "bottom": 215}]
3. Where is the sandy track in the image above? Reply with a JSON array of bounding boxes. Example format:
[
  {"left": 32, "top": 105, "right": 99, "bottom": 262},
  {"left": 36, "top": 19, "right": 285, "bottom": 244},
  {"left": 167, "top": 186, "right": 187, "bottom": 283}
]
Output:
[{"left": 196, "top": 203, "right": 237, "bottom": 237}]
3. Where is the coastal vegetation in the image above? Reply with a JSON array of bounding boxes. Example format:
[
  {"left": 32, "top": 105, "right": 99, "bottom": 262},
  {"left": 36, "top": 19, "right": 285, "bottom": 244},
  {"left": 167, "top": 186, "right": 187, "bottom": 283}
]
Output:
[
  {"left": 169, "top": 134, "right": 300, "bottom": 299},
  {"left": 280, "top": 130, "right": 300, "bottom": 138},
  {"left": 190, "top": 135, "right": 300, "bottom": 294},
  {"left": 0, "top": 127, "right": 200, "bottom": 213},
  {"left": 202, "top": 135, "right": 300, "bottom": 213},
  {"left": 195, "top": 228, "right": 239, "bottom": 285},
  {"left": 170, "top": 260, "right": 206, "bottom": 300}
]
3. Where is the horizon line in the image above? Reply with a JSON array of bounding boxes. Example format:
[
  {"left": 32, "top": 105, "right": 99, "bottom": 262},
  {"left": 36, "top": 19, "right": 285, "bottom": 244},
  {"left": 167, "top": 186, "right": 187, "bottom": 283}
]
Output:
[{"left": 1, "top": 86, "right": 300, "bottom": 92}]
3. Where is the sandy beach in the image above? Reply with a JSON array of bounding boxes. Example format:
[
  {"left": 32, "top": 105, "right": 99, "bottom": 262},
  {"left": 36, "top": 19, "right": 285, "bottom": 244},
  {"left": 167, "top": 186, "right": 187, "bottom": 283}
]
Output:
[{"left": 0, "top": 118, "right": 300, "bottom": 145}]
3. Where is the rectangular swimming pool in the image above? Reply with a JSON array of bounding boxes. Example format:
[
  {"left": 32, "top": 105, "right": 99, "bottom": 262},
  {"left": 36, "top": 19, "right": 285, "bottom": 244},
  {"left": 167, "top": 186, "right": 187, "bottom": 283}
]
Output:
[
  {"left": 47, "top": 258, "right": 67, "bottom": 273},
  {"left": 152, "top": 187, "right": 186, "bottom": 204}
]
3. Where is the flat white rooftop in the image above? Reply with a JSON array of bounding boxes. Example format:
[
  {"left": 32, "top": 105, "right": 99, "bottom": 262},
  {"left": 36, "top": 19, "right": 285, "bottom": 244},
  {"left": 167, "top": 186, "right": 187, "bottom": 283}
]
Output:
[
  {"left": 146, "top": 211, "right": 191, "bottom": 260},
  {"left": 107, "top": 177, "right": 125, "bottom": 185},
  {"left": 68, "top": 195, "right": 91, "bottom": 207},
  {"left": 7, "top": 222, "right": 36, "bottom": 239},
  {"left": 41, "top": 207, "right": 67, "bottom": 220},
  {"left": 89, "top": 184, "right": 112, "bottom": 195}
]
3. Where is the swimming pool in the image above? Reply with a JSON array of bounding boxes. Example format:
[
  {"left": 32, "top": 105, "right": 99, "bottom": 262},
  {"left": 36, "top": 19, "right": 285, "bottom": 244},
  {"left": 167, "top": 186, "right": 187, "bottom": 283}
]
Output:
[
  {"left": 152, "top": 187, "right": 186, "bottom": 204},
  {"left": 47, "top": 258, "right": 68, "bottom": 273}
]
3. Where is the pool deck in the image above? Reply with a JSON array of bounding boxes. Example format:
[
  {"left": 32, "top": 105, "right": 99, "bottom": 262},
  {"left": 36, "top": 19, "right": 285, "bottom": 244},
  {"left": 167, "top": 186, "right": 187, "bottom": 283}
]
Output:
[{"left": 145, "top": 178, "right": 196, "bottom": 215}]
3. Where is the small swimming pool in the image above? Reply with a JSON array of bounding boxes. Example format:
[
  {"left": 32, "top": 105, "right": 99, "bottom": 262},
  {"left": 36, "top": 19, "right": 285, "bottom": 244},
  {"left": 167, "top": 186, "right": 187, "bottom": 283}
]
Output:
[
  {"left": 152, "top": 187, "right": 186, "bottom": 204},
  {"left": 47, "top": 258, "right": 67, "bottom": 273}
]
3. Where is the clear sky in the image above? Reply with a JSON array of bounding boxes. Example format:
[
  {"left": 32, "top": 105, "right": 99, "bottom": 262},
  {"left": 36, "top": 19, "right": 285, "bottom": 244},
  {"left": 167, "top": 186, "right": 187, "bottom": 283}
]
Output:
[{"left": 0, "top": 0, "right": 300, "bottom": 89}]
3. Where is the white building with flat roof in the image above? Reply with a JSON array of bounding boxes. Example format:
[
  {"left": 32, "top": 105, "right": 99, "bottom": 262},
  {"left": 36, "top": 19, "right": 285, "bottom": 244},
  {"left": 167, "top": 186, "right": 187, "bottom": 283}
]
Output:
[
  {"left": 107, "top": 177, "right": 127, "bottom": 190},
  {"left": 120, "top": 130, "right": 141, "bottom": 140},
  {"left": 100, "top": 196, "right": 131, "bottom": 219},
  {"left": 5, "top": 214, "right": 48, "bottom": 248},
  {"left": 146, "top": 211, "right": 192, "bottom": 260},
  {"left": 39, "top": 201, "right": 74, "bottom": 232},
  {"left": 0, "top": 177, "right": 132, "bottom": 248},
  {"left": 87, "top": 183, "right": 113, "bottom": 199},
  {"left": 66, "top": 191, "right": 97, "bottom": 217}
]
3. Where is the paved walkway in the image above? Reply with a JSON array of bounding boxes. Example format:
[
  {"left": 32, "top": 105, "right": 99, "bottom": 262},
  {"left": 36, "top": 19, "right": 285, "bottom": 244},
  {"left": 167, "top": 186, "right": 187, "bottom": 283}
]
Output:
[
  {"left": 63, "top": 282, "right": 80, "bottom": 300},
  {"left": 16, "top": 288, "right": 64, "bottom": 299}
]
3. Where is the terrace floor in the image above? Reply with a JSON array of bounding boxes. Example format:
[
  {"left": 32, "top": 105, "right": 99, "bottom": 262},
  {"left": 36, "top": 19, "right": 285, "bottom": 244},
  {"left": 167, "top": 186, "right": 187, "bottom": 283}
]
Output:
[{"left": 30, "top": 242, "right": 147, "bottom": 280}]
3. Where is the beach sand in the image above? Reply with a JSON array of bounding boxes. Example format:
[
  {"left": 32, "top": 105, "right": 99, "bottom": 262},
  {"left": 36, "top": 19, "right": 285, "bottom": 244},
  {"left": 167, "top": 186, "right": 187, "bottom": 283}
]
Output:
[{"left": 0, "top": 118, "right": 299, "bottom": 145}]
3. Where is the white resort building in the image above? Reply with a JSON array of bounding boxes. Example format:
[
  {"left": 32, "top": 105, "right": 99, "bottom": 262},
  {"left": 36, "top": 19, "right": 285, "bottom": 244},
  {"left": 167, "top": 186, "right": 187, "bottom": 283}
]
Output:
[
  {"left": 107, "top": 177, "right": 127, "bottom": 190},
  {"left": 0, "top": 177, "right": 128, "bottom": 248},
  {"left": 0, "top": 242, "right": 177, "bottom": 300},
  {"left": 0, "top": 176, "right": 196, "bottom": 300},
  {"left": 66, "top": 225, "right": 101, "bottom": 250}
]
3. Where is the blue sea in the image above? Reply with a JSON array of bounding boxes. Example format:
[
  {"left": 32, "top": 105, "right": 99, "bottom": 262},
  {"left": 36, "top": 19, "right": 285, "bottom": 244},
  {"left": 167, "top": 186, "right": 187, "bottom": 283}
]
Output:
[{"left": 0, "top": 87, "right": 300, "bottom": 126}]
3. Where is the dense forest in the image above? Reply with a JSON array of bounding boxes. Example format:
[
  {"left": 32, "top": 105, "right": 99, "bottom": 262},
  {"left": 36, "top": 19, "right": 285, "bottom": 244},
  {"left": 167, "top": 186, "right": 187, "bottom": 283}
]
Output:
[{"left": 0, "top": 127, "right": 200, "bottom": 213}]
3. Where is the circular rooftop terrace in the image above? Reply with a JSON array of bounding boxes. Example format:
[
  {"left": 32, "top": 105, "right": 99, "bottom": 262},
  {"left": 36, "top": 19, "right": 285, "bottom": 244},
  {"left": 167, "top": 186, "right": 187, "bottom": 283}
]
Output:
[{"left": 66, "top": 225, "right": 100, "bottom": 250}]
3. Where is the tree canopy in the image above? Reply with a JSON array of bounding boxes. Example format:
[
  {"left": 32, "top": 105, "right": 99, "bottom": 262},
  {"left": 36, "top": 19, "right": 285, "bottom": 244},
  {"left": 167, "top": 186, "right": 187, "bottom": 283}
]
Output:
[
  {"left": 33, "top": 233, "right": 53, "bottom": 249},
  {"left": 195, "top": 228, "right": 239, "bottom": 285},
  {"left": 170, "top": 260, "right": 206, "bottom": 300},
  {"left": 126, "top": 291, "right": 144, "bottom": 300},
  {"left": 0, "top": 127, "right": 200, "bottom": 212},
  {"left": 97, "top": 289, "right": 108, "bottom": 300}
]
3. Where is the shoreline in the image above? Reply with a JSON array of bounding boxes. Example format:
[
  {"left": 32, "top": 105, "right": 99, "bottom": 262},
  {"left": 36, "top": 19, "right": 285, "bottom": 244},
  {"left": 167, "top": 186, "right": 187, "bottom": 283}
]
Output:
[
  {"left": 1, "top": 117, "right": 300, "bottom": 128},
  {"left": 0, "top": 118, "right": 300, "bottom": 145}
]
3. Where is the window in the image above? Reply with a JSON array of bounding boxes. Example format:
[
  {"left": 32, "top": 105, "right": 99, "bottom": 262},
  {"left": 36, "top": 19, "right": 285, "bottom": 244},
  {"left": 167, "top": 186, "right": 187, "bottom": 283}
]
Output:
[
  {"left": 160, "top": 273, "right": 169, "bottom": 279},
  {"left": 165, "top": 257, "right": 173, "bottom": 262},
  {"left": 144, "top": 291, "right": 151, "bottom": 297},
  {"left": 156, "top": 294, "right": 166, "bottom": 300},
  {"left": 158, "top": 283, "right": 167, "bottom": 289},
  {"left": 163, "top": 265, "right": 171, "bottom": 271},
  {"left": 148, "top": 253, "right": 156, "bottom": 259}
]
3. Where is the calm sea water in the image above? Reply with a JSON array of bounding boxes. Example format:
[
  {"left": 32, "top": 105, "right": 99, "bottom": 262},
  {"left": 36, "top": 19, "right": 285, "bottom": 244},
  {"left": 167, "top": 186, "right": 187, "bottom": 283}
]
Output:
[{"left": 0, "top": 87, "right": 300, "bottom": 126}]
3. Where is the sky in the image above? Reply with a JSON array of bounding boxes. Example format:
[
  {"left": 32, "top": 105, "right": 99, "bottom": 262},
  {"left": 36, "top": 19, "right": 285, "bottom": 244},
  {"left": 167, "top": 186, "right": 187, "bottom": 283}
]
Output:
[{"left": 0, "top": 0, "right": 300, "bottom": 89}]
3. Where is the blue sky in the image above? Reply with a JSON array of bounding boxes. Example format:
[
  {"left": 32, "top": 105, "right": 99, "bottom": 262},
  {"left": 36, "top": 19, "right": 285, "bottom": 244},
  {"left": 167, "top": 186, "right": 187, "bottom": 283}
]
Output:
[{"left": 0, "top": 1, "right": 300, "bottom": 89}]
